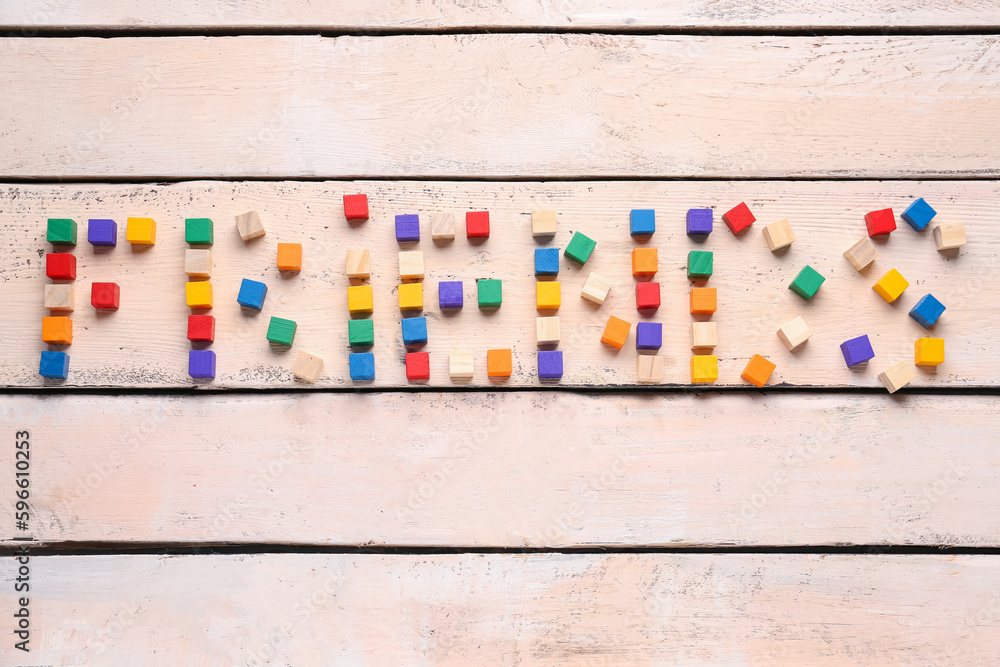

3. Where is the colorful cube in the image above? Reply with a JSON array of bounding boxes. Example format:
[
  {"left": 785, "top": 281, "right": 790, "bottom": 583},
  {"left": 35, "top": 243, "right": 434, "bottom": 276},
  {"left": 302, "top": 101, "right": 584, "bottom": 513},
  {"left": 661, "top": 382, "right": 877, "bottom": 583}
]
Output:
[
  {"left": 185, "top": 249, "right": 212, "bottom": 279},
  {"left": 44, "top": 284, "right": 74, "bottom": 312},
  {"left": 45, "top": 253, "right": 76, "bottom": 280},
  {"left": 343, "top": 194, "right": 369, "bottom": 221},
  {"left": 535, "top": 248, "right": 560, "bottom": 276},
  {"left": 292, "top": 352, "right": 324, "bottom": 383},
  {"left": 438, "top": 281, "right": 464, "bottom": 309},
  {"left": 536, "top": 316, "right": 561, "bottom": 345},
  {"left": 686, "top": 208, "right": 713, "bottom": 236},
  {"left": 630, "top": 209, "right": 655, "bottom": 236},
  {"left": 536, "top": 281, "right": 561, "bottom": 310},
  {"left": 636, "top": 355, "right": 664, "bottom": 384},
  {"left": 235, "top": 211, "right": 266, "bottom": 241},
  {"left": 401, "top": 316, "right": 428, "bottom": 345},
  {"left": 345, "top": 249, "right": 371, "bottom": 279},
  {"left": 187, "top": 315, "right": 216, "bottom": 343},
  {"left": 691, "top": 355, "right": 718, "bottom": 383},
  {"left": 537, "top": 350, "right": 563, "bottom": 379},
  {"left": 690, "top": 321, "right": 718, "bottom": 350},
  {"left": 395, "top": 214, "right": 420, "bottom": 242},
  {"left": 487, "top": 349, "right": 512, "bottom": 378},
  {"left": 185, "top": 281, "right": 213, "bottom": 309},
  {"left": 635, "top": 282, "right": 660, "bottom": 311},
  {"left": 477, "top": 279, "right": 502, "bottom": 308},
  {"left": 789, "top": 265, "right": 825, "bottom": 301},
  {"left": 934, "top": 222, "right": 967, "bottom": 251},
  {"left": 901, "top": 198, "right": 936, "bottom": 231},
  {"left": 601, "top": 316, "right": 631, "bottom": 349},
  {"left": 466, "top": 211, "right": 490, "bottom": 239},
  {"left": 686, "top": 250, "right": 713, "bottom": 279},
  {"left": 762, "top": 218, "right": 795, "bottom": 251},
  {"left": 581, "top": 272, "right": 612, "bottom": 306},
  {"left": 348, "top": 285, "right": 374, "bottom": 314},
  {"left": 185, "top": 218, "right": 214, "bottom": 246},
  {"left": 277, "top": 243, "right": 302, "bottom": 271},
  {"left": 405, "top": 352, "right": 430, "bottom": 380},
  {"left": 840, "top": 335, "right": 875, "bottom": 367},
  {"left": 776, "top": 317, "right": 812, "bottom": 351},
  {"left": 349, "top": 352, "right": 375, "bottom": 381},
  {"left": 872, "top": 268, "right": 908, "bottom": 303},
  {"left": 125, "top": 217, "right": 156, "bottom": 245},
  {"left": 722, "top": 202, "right": 755, "bottom": 234},
  {"left": 741, "top": 354, "right": 776, "bottom": 388},
  {"left": 87, "top": 219, "right": 117, "bottom": 247},
  {"left": 398, "top": 250, "right": 424, "bottom": 280},
  {"left": 47, "top": 218, "right": 77, "bottom": 246},
  {"left": 189, "top": 350, "right": 217, "bottom": 379},
  {"left": 449, "top": 349, "right": 474, "bottom": 379},
  {"left": 237, "top": 278, "right": 268, "bottom": 310},
  {"left": 915, "top": 338, "right": 945, "bottom": 367},
  {"left": 564, "top": 232, "right": 596, "bottom": 265},
  {"left": 843, "top": 237, "right": 879, "bottom": 272},
  {"left": 865, "top": 208, "right": 896, "bottom": 236},
  {"left": 632, "top": 248, "right": 658, "bottom": 276},
  {"left": 91, "top": 282, "right": 120, "bottom": 310},
  {"left": 635, "top": 322, "right": 662, "bottom": 350},
  {"left": 909, "top": 294, "right": 945, "bottom": 328},
  {"left": 398, "top": 283, "right": 423, "bottom": 311},
  {"left": 266, "top": 316, "right": 297, "bottom": 346},
  {"left": 38, "top": 350, "right": 70, "bottom": 379},
  {"left": 689, "top": 287, "right": 717, "bottom": 314},
  {"left": 430, "top": 212, "right": 456, "bottom": 240},
  {"left": 531, "top": 210, "right": 557, "bottom": 237},
  {"left": 348, "top": 318, "right": 375, "bottom": 347}
]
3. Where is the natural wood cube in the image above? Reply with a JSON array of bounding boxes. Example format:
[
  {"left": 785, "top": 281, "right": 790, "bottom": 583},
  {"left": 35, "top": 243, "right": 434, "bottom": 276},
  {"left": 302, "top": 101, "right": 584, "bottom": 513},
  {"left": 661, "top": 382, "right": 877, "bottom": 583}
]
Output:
[
  {"left": 933, "top": 222, "right": 967, "bottom": 250},
  {"left": 398, "top": 251, "right": 424, "bottom": 280},
  {"left": 690, "top": 322, "right": 718, "bottom": 350},
  {"left": 430, "top": 212, "right": 456, "bottom": 240},
  {"left": 536, "top": 316, "right": 561, "bottom": 346},
  {"left": 292, "top": 351, "right": 324, "bottom": 383},
  {"left": 185, "top": 249, "right": 212, "bottom": 279},
  {"left": 531, "top": 210, "right": 557, "bottom": 237},
  {"left": 762, "top": 218, "right": 795, "bottom": 251},
  {"left": 581, "top": 272, "right": 612, "bottom": 305},
  {"left": 776, "top": 316, "right": 812, "bottom": 351},
  {"left": 235, "top": 210, "right": 265, "bottom": 241},
  {"left": 636, "top": 355, "right": 664, "bottom": 384},
  {"left": 44, "top": 284, "right": 75, "bottom": 312},
  {"left": 449, "top": 349, "right": 474, "bottom": 379},
  {"left": 878, "top": 360, "right": 916, "bottom": 394},
  {"left": 346, "top": 249, "right": 371, "bottom": 279},
  {"left": 843, "top": 237, "right": 879, "bottom": 271}
]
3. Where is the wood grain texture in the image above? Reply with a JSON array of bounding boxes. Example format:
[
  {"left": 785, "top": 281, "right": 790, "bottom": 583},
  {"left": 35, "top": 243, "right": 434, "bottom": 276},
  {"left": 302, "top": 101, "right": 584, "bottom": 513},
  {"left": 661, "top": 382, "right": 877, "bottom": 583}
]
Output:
[
  {"left": 2, "top": 180, "right": 995, "bottom": 388},
  {"left": 4, "top": 392, "right": 997, "bottom": 547},
  {"left": 3, "top": 553, "right": 999, "bottom": 665},
  {"left": 1, "top": 35, "right": 999, "bottom": 178},
  {"left": 2, "top": 0, "right": 998, "bottom": 29}
]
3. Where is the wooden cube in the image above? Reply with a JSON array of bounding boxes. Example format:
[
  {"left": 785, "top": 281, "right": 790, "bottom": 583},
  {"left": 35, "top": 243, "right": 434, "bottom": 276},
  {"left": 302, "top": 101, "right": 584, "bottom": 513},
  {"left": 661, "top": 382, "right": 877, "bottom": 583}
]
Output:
[
  {"left": 690, "top": 355, "right": 718, "bottom": 383},
  {"left": 762, "top": 218, "right": 795, "bottom": 251},
  {"left": 91, "top": 282, "right": 120, "bottom": 310},
  {"left": 564, "top": 232, "right": 596, "bottom": 265},
  {"left": 933, "top": 222, "right": 967, "bottom": 250},
  {"left": 843, "top": 237, "right": 879, "bottom": 272},
  {"left": 690, "top": 322, "right": 718, "bottom": 350},
  {"left": 741, "top": 354, "right": 776, "bottom": 388},
  {"left": 343, "top": 194, "right": 369, "bottom": 221},
  {"left": 537, "top": 350, "right": 564, "bottom": 379},
  {"left": 276, "top": 243, "right": 302, "bottom": 271},
  {"left": 430, "top": 212, "right": 456, "bottom": 240},
  {"left": 776, "top": 316, "right": 812, "bottom": 351},
  {"left": 184, "top": 218, "right": 214, "bottom": 246},
  {"left": 346, "top": 249, "right": 371, "bottom": 279},
  {"left": 687, "top": 250, "right": 713, "bottom": 279},
  {"left": 47, "top": 218, "right": 77, "bottom": 246},
  {"left": 44, "top": 284, "right": 75, "bottom": 312},
  {"left": 266, "top": 316, "right": 297, "bottom": 347},
  {"left": 872, "top": 268, "right": 909, "bottom": 303},
  {"left": 788, "top": 265, "right": 825, "bottom": 301},
  {"left": 398, "top": 251, "right": 424, "bottom": 280},
  {"left": 581, "top": 272, "right": 612, "bottom": 305},
  {"left": 915, "top": 338, "right": 945, "bottom": 367},
  {"left": 39, "top": 350, "right": 70, "bottom": 379},
  {"left": 536, "top": 281, "right": 561, "bottom": 310},
  {"left": 187, "top": 315, "right": 216, "bottom": 343},
  {"left": 487, "top": 349, "right": 512, "bottom": 378},
  {"left": 466, "top": 211, "right": 490, "bottom": 239},
  {"left": 449, "top": 349, "right": 474, "bottom": 379},
  {"left": 46, "top": 253, "right": 76, "bottom": 280},
  {"left": 601, "top": 316, "right": 631, "bottom": 349},
  {"left": 185, "top": 281, "right": 213, "bottom": 309},
  {"left": 349, "top": 352, "right": 375, "bottom": 381},
  {"left": 184, "top": 249, "right": 212, "bottom": 279},
  {"left": 477, "top": 279, "right": 502, "bottom": 308},
  {"left": 865, "top": 208, "right": 896, "bottom": 236},
  {"left": 406, "top": 352, "right": 430, "bottom": 381},
  {"left": 635, "top": 282, "right": 660, "bottom": 311},
  {"left": 125, "top": 217, "right": 156, "bottom": 245},
  {"left": 235, "top": 211, "right": 265, "bottom": 241},
  {"left": 531, "top": 210, "right": 557, "bottom": 237},
  {"left": 722, "top": 202, "right": 755, "bottom": 234},
  {"left": 689, "top": 287, "right": 717, "bottom": 314},
  {"left": 398, "top": 283, "right": 423, "bottom": 311},
  {"left": 42, "top": 316, "right": 73, "bottom": 344},
  {"left": 631, "top": 248, "right": 658, "bottom": 276},
  {"left": 347, "top": 285, "right": 374, "bottom": 314},
  {"left": 878, "top": 360, "right": 916, "bottom": 394},
  {"left": 291, "top": 351, "right": 324, "bottom": 383},
  {"left": 536, "top": 316, "right": 561, "bottom": 346},
  {"left": 636, "top": 355, "right": 664, "bottom": 384}
]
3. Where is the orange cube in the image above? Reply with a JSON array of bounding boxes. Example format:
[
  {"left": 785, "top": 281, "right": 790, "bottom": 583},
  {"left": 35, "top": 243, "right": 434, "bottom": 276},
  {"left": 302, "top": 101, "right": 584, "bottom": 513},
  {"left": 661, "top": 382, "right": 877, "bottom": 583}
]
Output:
[
  {"left": 631, "top": 248, "right": 658, "bottom": 276},
  {"left": 487, "top": 349, "right": 512, "bottom": 378},
  {"left": 741, "top": 354, "right": 776, "bottom": 388},
  {"left": 277, "top": 243, "right": 302, "bottom": 271},
  {"left": 42, "top": 316, "right": 73, "bottom": 344},
  {"left": 690, "top": 287, "right": 717, "bottom": 314},
  {"left": 601, "top": 315, "right": 631, "bottom": 349}
]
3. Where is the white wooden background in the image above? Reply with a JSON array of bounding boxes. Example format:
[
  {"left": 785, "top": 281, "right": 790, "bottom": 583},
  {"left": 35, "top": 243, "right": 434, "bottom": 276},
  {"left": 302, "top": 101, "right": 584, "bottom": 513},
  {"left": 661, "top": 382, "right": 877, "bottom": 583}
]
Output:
[{"left": 2, "top": 2, "right": 999, "bottom": 665}]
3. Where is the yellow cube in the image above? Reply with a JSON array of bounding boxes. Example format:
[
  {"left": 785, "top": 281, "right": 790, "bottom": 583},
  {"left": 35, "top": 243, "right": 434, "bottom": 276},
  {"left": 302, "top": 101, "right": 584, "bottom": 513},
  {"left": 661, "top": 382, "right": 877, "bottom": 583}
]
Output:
[
  {"left": 872, "top": 268, "right": 909, "bottom": 303},
  {"left": 536, "top": 281, "right": 561, "bottom": 310},
  {"left": 126, "top": 217, "right": 157, "bottom": 245},
  {"left": 691, "top": 355, "right": 718, "bottom": 383},
  {"left": 185, "top": 281, "right": 213, "bottom": 309},
  {"left": 915, "top": 337, "right": 945, "bottom": 366},
  {"left": 347, "top": 285, "right": 374, "bottom": 314},
  {"left": 398, "top": 283, "right": 423, "bottom": 311}
]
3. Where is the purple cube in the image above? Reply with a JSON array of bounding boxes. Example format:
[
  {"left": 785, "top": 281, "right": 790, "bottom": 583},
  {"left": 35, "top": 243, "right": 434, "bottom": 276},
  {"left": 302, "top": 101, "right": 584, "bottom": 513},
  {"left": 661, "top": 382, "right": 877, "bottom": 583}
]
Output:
[
  {"left": 438, "top": 281, "right": 463, "bottom": 309},
  {"left": 840, "top": 335, "right": 875, "bottom": 367},
  {"left": 538, "top": 350, "right": 563, "bottom": 379},
  {"left": 395, "top": 214, "right": 420, "bottom": 242},
  {"left": 635, "top": 322, "right": 662, "bottom": 350},
  {"left": 88, "top": 218, "right": 117, "bottom": 246},
  {"left": 189, "top": 349, "right": 217, "bottom": 379},
  {"left": 686, "top": 208, "right": 713, "bottom": 236}
]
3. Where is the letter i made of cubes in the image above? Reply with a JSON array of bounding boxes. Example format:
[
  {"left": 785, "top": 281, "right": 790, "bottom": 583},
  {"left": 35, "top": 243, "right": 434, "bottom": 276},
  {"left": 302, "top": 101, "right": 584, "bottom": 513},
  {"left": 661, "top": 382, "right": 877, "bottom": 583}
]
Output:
[{"left": 184, "top": 217, "right": 216, "bottom": 380}]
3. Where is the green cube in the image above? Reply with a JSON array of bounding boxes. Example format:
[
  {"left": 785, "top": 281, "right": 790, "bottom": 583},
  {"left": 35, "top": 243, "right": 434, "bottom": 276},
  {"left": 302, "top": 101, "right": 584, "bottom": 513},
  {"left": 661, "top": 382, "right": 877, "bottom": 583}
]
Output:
[
  {"left": 266, "top": 316, "right": 297, "bottom": 346},
  {"left": 687, "top": 250, "right": 713, "bottom": 279},
  {"left": 564, "top": 232, "right": 596, "bottom": 265},
  {"left": 185, "top": 218, "right": 214, "bottom": 245},
  {"left": 348, "top": 318, "right": 375, "bottom": 347},
  {"left": 477, "top": 279, "right": 502, "bottom": 308},
  {"left": 47, "top": 218, "right": 77, "bottom": 246},
  {"left": 789, "top": 265, "right": 826, "bottom": 300}
]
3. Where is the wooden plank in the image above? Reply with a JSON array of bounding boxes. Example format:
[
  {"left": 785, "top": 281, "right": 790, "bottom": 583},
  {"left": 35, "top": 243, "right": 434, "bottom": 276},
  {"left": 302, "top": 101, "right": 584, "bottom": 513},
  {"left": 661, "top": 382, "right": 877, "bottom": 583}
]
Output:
[
  {"left": 3, "top": 552, "right": 998, "bottom": 664},
  {"left": 2, "top": 180, "right": 996, "bottom": 388},
  {"left": 3, "top": 1, "right": 999, "bottom": 30},
  {"left": 1, "top": 35, "right": 999, "bottom": 178},
  {"left": 3, "top": 392, "right": 997, "bottom": 547}
]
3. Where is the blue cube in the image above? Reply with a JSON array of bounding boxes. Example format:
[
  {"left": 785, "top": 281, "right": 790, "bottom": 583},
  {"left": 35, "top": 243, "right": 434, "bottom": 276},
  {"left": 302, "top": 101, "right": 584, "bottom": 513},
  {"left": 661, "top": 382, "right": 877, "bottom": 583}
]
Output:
[
  {"left": 630, "top": 209, "right": 655, "bottom": 236},
  {"left": 534, "top": 248, "right": 560, "bottom": 276},
  {"left": 909, "top": 294, "right": 946, "bottom": 328},
  {"left": 686, "top": 208, "right": 713, "bottom": 236},
  {"left": 237, "top": 278, "right": 268, "bottom": 310},
  {"left": 538, "top": 350, "right": 563, "bottom": 379},
  {"left": 87, "top": 219, "right": 117, "bottom": 246},
  {"left": 401, "top": 316, "right": 428, "bottom": 345},
  {"left": 188, "top": 350, "right": 216, "bottom": 379},
  {"left": 39, "top": 351, "right": 70, "bottom": 379},
  {"left": 395, "top": 214, "right": 420, "bottom": 242},
  {"left": 901, "top": 198, "right": 937, "bottom": 231},
  {"left": 438, "top": 281, "right": 463, "bottom": 309},
  {"left": 349, "top": 352, "right": 376, "bottom": 381},
  {"left": 635, "top": 322, "right": 662, "bottom": 350},
  {"left": 840, "top": 335, "right": 875, "bottom": 367}
]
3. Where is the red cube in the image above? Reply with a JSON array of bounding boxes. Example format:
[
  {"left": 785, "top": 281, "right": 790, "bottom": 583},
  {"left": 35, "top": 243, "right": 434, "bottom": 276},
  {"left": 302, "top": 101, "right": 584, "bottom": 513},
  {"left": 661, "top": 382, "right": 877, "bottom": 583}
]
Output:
[
  {"left": 406, "top": 352, "right": 430, "bottom": 380},
  {"left": 635, "top": 282, "right": 661, "bottom": 310},
  {"left": 343, "top": 194, "right": 369, "bottom": 221},
  {"left": 466, "top": 211, "right": 490, "bottom": 239},
  {"left": 722, "top": 202, "right": 755, "bottom": 234},
  {"left": 187, "top": 315, "right": 216, "bottom": 342},
  {"left": 91, "top": 282, "right": 120, "bottom": 310},
  {"left": 865, "top": 208, "right": 896, "bottom": 236},
  {"left": 46, "top": 253, "right": 77, "bottom": 280}
]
